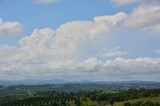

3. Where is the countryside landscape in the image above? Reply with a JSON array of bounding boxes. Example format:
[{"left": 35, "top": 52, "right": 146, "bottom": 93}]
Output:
[
  {"left": 0, "top": 0, "right": 160, "bottom": 106},
  {"left": 0, "top": 81, "right": 160, "bottom": 106}
]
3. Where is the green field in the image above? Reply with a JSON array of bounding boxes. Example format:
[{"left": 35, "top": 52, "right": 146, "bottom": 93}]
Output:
[{"left": 107, "top": 97, "right": 160, "bottom": 106}]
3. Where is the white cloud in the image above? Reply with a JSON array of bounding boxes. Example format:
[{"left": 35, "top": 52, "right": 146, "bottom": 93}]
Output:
[
  {"left": 0, "top": 55, "right": 160, "bottom": 81},
  {"left": 112, "top": 0, "right": 150, "bottom": 5},
  {"left": 101, "top": 47, "right": 128, "bottom": 57},
  {"left": 0, "top": 45, "right": 18, "bottom": 59},
  {"left": 101, "top": 57, "right": 160, "bottom": 81},
  {"left": 0, "top": 12, "right": 127, "bottom": 62},
  {"left": 0, "top": 12, "right": 160, "bottom": 81},
  {"left": 55, "top": 12, "right": 127, "bottom": 41},
  {"left": 83, "top": 58, "right": 102, "bottom": 71},
  {"left": 16, "top": 12, "right": 127, "bottom": 61},
  {"left": 123, "top": 3, "right": 160, "bottom": 28},
  {"left": 33, "top": 0, "right": 60, "bottom": 4},
  {"left": 0, "top": 18, "right": 22, "bottom": 35},
  {"left": 111, "top": 0, "right": 160, "bottom": 33},
  {"left": 94, "top": 12, "right": 127, "bottom": 28}
]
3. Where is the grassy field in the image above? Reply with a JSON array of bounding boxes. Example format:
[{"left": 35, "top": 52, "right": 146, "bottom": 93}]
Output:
[
  {"left": 107, "top": 97, "right": 160, "bottom": 106},
  {"left": 71, "top": 96, "right": 160, "bottom": 106}
]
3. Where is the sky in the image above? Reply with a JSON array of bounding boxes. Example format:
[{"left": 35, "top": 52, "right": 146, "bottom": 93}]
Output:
[{"left": 0, "top": 0, "right": 160, "bottom": 81}]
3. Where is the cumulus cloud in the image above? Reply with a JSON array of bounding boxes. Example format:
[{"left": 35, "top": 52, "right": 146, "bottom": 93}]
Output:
[
  {"left": 0, "top": 45, "right": 18, "bottom": 59},
  {"left": 0, "top": 55, "right": 160, "bottom": 81},
  {"left": 16, "top": 12, "right": 126, "bottom": 61},
  {"left": 110, "top": 0, "right": 160, "bottom": 34},
  {"left": 55, "top": 12, "right": 127, "bottom": 41},
  {"left": 0, "top": 11, "right": 160, "bottom": 81},
  {"left": 122, "top": 3, "right": 160, "bottom": 28},
  {"left": 100, "top": 57, "right": 160, "bottom": 81},
  {"left": 33, "top": 0, "right": 60, "bottom": 4},
  {"left": 0, "top": 18, "right": 22, "bottom": 35},
  {"left": 101, "top": 47, "right": 128, "bottom": 57},
  {"left": 111, "top": 0, "right": 160, "bottom": 33},
  {"left": 0, "top": 12, "right": 127, "bottom": 63}
]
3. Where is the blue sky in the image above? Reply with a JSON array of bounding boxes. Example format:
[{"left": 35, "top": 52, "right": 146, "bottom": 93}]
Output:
[{"left": 0, "top": 0, "right": 160, "bottom": 81}]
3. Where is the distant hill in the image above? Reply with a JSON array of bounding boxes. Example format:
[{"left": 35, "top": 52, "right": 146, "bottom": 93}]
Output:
[
  {"left": 0, "top": 79, "right": 159, "bottom": 86},
  {"left": 1, "top": 81, "right": 160, "bottom": 97},
  {"left": 0, "top": 79, "right": 67, "bottom": 86}
]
